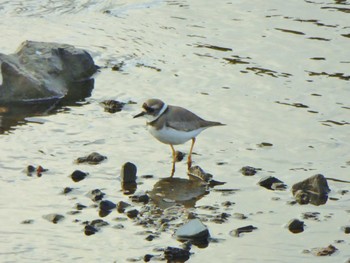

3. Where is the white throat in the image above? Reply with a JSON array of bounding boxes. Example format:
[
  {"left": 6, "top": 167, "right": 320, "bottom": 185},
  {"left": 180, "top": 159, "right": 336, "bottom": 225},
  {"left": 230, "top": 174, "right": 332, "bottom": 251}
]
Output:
[{"left": 146, "top": 103, "right": 168, "bottom": 123}]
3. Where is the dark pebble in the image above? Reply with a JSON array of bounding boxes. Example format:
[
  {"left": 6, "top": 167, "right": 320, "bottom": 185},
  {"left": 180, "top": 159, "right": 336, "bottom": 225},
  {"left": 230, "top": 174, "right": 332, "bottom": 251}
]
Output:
[
  {"left": 164, "top": 247, "right": 190, "bottom": 261},
  {"left": 130, "top": 193, "right": 149, "bottom": 204},
  {"left": 75, "top": 203, "right": 87, "bottom": 210},
  {"left": 87, "top": 189, "right": 105, "bottom": 202},
  {"left": 302, "top": 212, "right": 320, "bottom": 221},
  {"left": 62, "top": 187, "right": 74, "bottom": 194},
  {"left": 143, "top": 254, "right": 154, "bottom": 262},
  {"left": 101, "top": 100, "right": 125, "bottom": 113},
  {"left": 84, "top": 225, "right": 98, "bottom": 236},
  {"left": 43, "top": 214, "right": 65, "bottom": 224},
  {"left": 342, "top": 226, "right": 350, "bottom": 234},
  {"left": 230, "top": 225, "right": 257, "bottom": 237},
  {"left": 76, "top": 152, "right": 107, "bottom": 165},
  {"left": 311, "top": 244, "right": 337, "bottom": 256},
  {"left": 240, "top": 166, "right": 260, "bottom": 176},
  {"left": 121, "top": 162, "right": 137, "bottom": 184},
  {"left": 258, "top": 176, "right": 286, "bottom": 190},
  {"left": 71, "top": 170, "right": 88, "bottom": 182},
  {"left": 26, "top": 165, "right": 36, "bottom": 175},
  {"left": 90, "top": 219, "right": 109, "bottom": 228},
  {"left": 117, "top": 201, "right": 131, "bottom": 213},
  {"left": 175, "top": 151, "right": 185, "bottom": 162},
  {"left": 126, "top": 209, "right": 139, "bottom": 219},
  {"left": 258, "top": 142, "right": 273, "bottom": 147},
  {"left": 141, "top": 174, "right": 154, "bottom": 179},
  {"left": 99, "top": 200, "right": 117, "bottom": 211},
  {"left": 21, "top": 219, "right": 34, "bottom": 224},
  {"left": 288, "top": 219, "right": 304, "bottom": 233}
]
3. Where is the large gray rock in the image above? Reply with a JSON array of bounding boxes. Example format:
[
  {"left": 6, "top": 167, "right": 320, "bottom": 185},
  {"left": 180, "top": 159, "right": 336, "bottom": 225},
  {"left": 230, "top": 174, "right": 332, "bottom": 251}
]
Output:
[
  {"left": 292, "top": 174, "right": 330, "bottom": 205},
  {"left": 0, "top": 40, "right": 97, "bottom": 103}
]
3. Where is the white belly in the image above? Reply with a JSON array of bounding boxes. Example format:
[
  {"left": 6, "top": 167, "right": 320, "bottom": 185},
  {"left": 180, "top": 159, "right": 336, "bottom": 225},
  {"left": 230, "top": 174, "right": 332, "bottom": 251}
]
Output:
[{"left": 148, "top": 126, "right": 205, "bottom": 145}]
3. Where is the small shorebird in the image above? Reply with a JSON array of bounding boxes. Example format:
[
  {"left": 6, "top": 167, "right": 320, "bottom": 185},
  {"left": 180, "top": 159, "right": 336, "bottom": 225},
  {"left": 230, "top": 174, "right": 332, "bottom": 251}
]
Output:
[{"left": 134, "top": 99, "right": 224, "bottom": 176}]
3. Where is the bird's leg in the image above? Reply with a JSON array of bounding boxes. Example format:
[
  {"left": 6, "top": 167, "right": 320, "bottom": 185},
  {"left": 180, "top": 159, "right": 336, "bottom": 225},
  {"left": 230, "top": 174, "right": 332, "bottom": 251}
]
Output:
[
  {"left": 187, "top": 138, "right": 196, "bottom": 170},
  {"left": 170, "top": 144, "right": 176, "bottom": 177}
]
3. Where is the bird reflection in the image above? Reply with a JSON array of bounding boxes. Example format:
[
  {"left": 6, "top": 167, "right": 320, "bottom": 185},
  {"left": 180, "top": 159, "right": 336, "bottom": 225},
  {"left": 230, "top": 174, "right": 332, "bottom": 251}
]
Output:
[{"left": 149, "top": 176, "right": 209, "bottom": 209}]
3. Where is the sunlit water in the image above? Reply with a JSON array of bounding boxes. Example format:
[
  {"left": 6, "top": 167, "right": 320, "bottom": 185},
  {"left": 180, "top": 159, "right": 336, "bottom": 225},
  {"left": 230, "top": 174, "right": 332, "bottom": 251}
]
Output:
[{"left": 0, "top": 0, "right": 349, "bottom": 262}]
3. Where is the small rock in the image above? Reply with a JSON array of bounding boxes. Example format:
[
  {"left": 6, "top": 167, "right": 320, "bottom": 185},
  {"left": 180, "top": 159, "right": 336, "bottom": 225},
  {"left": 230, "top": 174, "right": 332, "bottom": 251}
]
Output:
[
  {"left": 43, "top": 214, "right": 65, "bottom": 224},
  {"left": 87, "top": 189, "right": 105, "bottom": 202},
  {"left": 90, "top": 219, "right": 109, "bottom": 228},
  {"left": 117, "top": 201, "right": 131, "bottom": 213},
  {"left": 21, "top": 219, "right": 34, "bottom": 224},
  {"left": 187, "top": 165, "right": 213, "bottom": 182},
  {"left": 311, "top": 244, "right": 337, "bottom": 256},
  {"left": 71, "top": 170, "right": 88, "bottom": 182},
  {"left": 121, "top": 162, "right": 137, "bottom": 184},
  {"left": 233, "top": 213, "right": 247, "bottom": 220},
  {"left": 130, "top": 193, "right": 149, "bottom": 204},
  {"left": 62, "top": 187, "right": 74, "bottom": 194},
  {"left": 76, "top": 152, "right": 107, "bottom": 165},
  {"left": 175, "top": 151, "right": 185, "bottom": 162},
  {"left": 84, "top": 225, "right": 98, "bottom": 236},
  {"left": 302, "top": 212, "right": 320, "bottom": 221},
  {"left": 175, "top": 218, "right": 210, "bottom": 241},
  {"left": 258, "top": 176, "right": 286, "bottom": 190},
  {"left": 258, "top": 142, "right": 273, "bottom": 147},
  {"left": 26, "top": 165, "right": 36, "bottom": 176},
  {"left": 240, "top": 166, "right": 260, "bottom": 176},
  {"left": 288, "top": 219, "right": 304, "bottom": 233},
  {"left": 126, "top": 209, "right": 139, "bottom": 219},
  {"left": 101, "top": 100, "right": 125, "bottom": 113},
  {"left": 229, "top": 225, "right": 258, "bottom": 237},
  {"left": 75, "top": 203, "right": 87, "bottom": 210},
  {"left": 99, "top": 200, "right": 117, "bottom": 211},
  {"left": 164, "top": 246, "right": 190, "bottom": 261},
  {"left": 342, "top": 226, "right": 350, "bottom": 234}
]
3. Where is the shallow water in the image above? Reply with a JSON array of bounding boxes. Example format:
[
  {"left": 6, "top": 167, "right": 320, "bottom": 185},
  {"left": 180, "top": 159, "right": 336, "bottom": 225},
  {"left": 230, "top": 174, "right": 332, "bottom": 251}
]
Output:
[{"left": 0, "top": 0, "right": 349, "bottom": 262}]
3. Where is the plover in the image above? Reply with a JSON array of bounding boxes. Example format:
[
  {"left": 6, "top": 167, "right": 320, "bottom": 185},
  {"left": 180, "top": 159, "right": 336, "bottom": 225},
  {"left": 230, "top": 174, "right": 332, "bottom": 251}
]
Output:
[{"left": 134, "top": 99, "right": 224, "bottom": 176}]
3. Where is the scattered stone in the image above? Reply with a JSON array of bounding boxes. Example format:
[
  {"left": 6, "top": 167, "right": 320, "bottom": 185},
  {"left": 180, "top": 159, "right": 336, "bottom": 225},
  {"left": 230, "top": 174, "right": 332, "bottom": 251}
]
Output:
[
  {"left": 141, "top": 174, "right": 154, "bottom": 179},
  {"left": 75, "top": 203, "right": 87, "bottom": 210},
  {"left": 310, "top": 244, "right": 337, "bottom": 256},
  {"left": 187, "top": 165, "right": 213, "bottom": 182},
  {"left": 117, "top": 201, "right": 131, "bottom": 213},
  {"left": 164, "top": 246, "right": 190, "bottom": 261},
  {"left": 175, "top": 151, "right": 185, "bottom": 162},
  {"left": 130, "top": 192, "right": 149, "bottom": 204},
  {"left": 302, "top": 212, "right": 320, "bottom": 221},
  {"left": 21, "top": 219, "right": 34, "bottom": 224},
  {"left": 342, "top": 226, "right": 350, "bottom": 234},
  {"left": 43, "top": 214, "right": 65, "bottom": 224},
  {"left": 221, "top": 201, "right": 235, "bottom": 207},
  {"left": 84, "top": 225, "right": 98, "bottom": 236},
  {"left": 113, "top": 224, "right": 125, "bottom": 230},
  {"left": 258, "top": 176, "right": 286, "bottom": 190},
  {"left": 101, "top": 100, "right": 125, "bottom": 113},
  {"left": 230, "top": 225, "right": 258, "bottom": 237},
  {"left": 75, "top": 152, "right": 107, "bottom": 165},
  {"left": 211, "top": 213, "right": 231, "bottom": 223},
  {"left": 258, "top": 142, "right": 273, "bottom": 147},
  {"left": 87, "top": 189, "right": 105, "bottom": 202},
  {"left": 240, "top": 166, "right": 260, "bottom": 176},
  {"left": 292, "top": 174, "right": 330, "bottom": 205},
  {"left": 121, "top": 162, "right": 137, "bottom": 184},
  {"left": 99, "top": 200, "right": 117, "bottom": 212},
  {"left": 90, "top": 219, "right": 109, "bottom": 228},
  {"left": 288, "top": 219, "right": 304, "bottom": 233},
  {"left": 126, "top": 209, "right": 139, "bottom": 219},
  {"left": 62, "top": 187, "right": 74, "bottom": 194},
  {"left": 71, "top": 170, "right": 88, "bottom": 182},
  {"left": 175, "top": 218, "right": 210, "bottom": 243},
  {"left": 26, "top": 165, "right": 48, "bottom": 177},
  {"left": 233, "top": 213, "right": 248, "bottom": 220}
]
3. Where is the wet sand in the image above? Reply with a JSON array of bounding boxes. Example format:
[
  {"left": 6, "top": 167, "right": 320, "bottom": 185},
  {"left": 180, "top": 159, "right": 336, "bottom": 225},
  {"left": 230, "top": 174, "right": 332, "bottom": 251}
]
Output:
[{"left": 0, "top": 0, "right": 349, "bottom": 262}]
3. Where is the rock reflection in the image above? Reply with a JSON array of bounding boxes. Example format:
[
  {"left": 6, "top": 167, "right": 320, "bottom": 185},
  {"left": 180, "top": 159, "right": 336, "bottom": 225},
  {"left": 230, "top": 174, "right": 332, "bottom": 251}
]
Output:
[{"left": 149, "top": 177, "right": 209, "bottom": 209}]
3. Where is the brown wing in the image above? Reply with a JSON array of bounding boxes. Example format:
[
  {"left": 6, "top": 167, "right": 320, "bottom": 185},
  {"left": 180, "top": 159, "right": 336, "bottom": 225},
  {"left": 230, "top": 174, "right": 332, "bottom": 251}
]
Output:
[{"left": 166, "top": 105, "right": 223, "bottom": 132}]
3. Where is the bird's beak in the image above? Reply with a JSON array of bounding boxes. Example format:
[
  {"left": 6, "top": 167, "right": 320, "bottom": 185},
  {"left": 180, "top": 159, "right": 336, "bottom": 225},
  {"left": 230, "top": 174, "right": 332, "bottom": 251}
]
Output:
[{"left": 133, "top": 111, "right": 146, "bottom": 118}]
